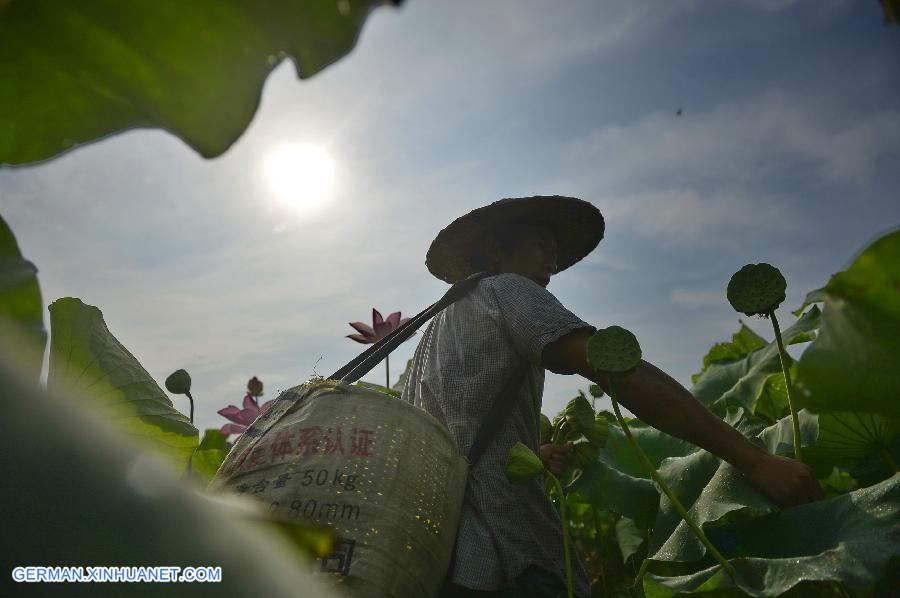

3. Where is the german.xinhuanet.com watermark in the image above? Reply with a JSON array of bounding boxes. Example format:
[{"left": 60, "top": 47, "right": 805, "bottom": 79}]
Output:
[{"left": 12, "top": 566, "right": 222, "bottom": 583}]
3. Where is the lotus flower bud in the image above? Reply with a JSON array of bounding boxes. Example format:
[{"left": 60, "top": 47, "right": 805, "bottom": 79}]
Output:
[
  {"left": 587, "top": 326, "right": 642, "bottom": 375},
  {"left": 247, "top": 376, "right": 264, "bottom": 397},
  {"left": 727, "top": 263, "right": 787, "bottom": 317},
  {"left": 165, "top": 369, "right": 192, "bottom": 395},
  {"left": 504, "top": 442, "right": 544, "bottom": 483}
]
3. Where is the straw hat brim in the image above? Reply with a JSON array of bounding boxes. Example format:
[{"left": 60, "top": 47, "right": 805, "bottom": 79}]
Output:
[{"left": 426, "top": 195, "right": 605, "bottom": 283}]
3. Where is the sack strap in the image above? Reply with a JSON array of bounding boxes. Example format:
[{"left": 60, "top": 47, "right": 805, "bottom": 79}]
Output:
[
  {"left": 329, "top": 270, "right": 522, "bottom": 467},
  {"left": 329, "top": 271, "right": 491, "bottom": 383},
  {"left": 466, "top": 364, "right": 525, "bottom": 465}
]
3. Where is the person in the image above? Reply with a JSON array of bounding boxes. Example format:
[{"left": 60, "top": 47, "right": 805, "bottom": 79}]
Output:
[{"left": 401, "top": 196, "right": 822, "bottom": 598}]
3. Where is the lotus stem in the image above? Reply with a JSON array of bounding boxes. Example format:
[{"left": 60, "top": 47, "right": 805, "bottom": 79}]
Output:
[
  {"left": 185, "top": 390, "right": 194, "bottom": 424},
  {"left": 186, "top": 390, "right": 194, "bottom": 476},
  {"left": 769, "top": 311, "right": 803, "bottom": 461},
  {"left": 608, "top": 377, "right": 736, "bottom": 581},
  {"left": 386, "top": 354, "right": 390, "bottom": 389},
  {"left": 633, "top": 558, "right": 649, "bottom": 589},
  {"left": 549, "top": 473, "right": 574, "bottom": 598},
  {"left": 591, "top": 507, "right": 609, "bottom": 598}
]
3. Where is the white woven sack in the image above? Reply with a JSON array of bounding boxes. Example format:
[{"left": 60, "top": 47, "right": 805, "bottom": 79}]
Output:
[{"left": 211, "top": 379, "right": 468, "bottom": 598}]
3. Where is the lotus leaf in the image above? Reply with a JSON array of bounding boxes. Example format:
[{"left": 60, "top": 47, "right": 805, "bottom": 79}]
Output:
[
  {"left": 0, "top": 346, "right": 339, "bottom": 597},
  {"left": 691, "top": 322, "right": 767, "bottom": 384},
  {"left": 804, "top": 410, "right": 899, "bottom": 486},
  {"left": 692, "top": 307, "right": 821, "bottom": 417},
  {"left": 0, "top": 214, "right": 45, "bottom": 380},
  {"left": 643, "top": 473, "right": 900, "bottom": 597},
  {"left": 191, "top": 428, "right": 232, "bottom": 483},
  {"left": 48, "top": 298, "right": 198, "bottom": 466},
  {"left": 0, "top": 0, "right": 400, "bottom": 164},
  {"left": 567, "top": 457, "right": 660, "bottom": 531},
  {"left": 795, "top": 230, "right": 900, "bottom": 418},
  {"left": 648, "top": 410, "right": 818, "bottom": 564}
]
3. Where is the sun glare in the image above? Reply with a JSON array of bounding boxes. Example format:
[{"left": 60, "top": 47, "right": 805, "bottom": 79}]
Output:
[{"left": 263, "top": 143, "right": 336, "bottom": 212}]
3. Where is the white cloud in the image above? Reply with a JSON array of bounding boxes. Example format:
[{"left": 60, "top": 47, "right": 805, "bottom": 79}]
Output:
[
  {"left": 559, "top": 91, "right": 900, "bottom": 248},
  {"left": 670, "top": 288, "right": 726, "bottom": 309},
  {"left": 595, "top": 188, "right": 793, "bottom": 248}
]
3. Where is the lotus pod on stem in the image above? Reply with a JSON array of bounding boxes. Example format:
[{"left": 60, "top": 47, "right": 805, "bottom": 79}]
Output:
[
  {"left": 727, "top": 263, "right": 802, "bottom": 460},
  {"left": 587, "top": 326, "right": 736, "bottom": 582}
]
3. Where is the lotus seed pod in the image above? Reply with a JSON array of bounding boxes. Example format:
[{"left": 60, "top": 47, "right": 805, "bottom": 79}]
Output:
[
  {"left": 587, "top": 326, "right": 642, "bottom": 375},
  {"left": 247, "top": 376, "right": 264, "bottom": 397},
  {"left": 727, "top": 263, "right": 787, "bottom": 316},
  {"left": 505, "top": 442, "right": 544, "bottom": 483},
  {"left": 165, "top": 369, "right": 192, "bottom": 395}
]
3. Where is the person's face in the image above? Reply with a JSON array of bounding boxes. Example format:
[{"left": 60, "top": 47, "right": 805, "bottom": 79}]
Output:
[{"left": 493, "top": 227, "right": 558, "bottom": 288}]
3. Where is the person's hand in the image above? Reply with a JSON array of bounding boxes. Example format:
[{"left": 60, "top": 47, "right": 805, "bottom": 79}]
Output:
[
  {"left": 741, "top": 453, "right": 824, "bottom": 508},
  {"left": 539, "top": 442, "right": 573, "bottom": 477}
]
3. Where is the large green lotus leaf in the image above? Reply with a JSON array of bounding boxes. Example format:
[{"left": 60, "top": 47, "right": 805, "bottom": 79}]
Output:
[
  {"left": 598, "top": 416, "right": 697, "bottom": 480},
  {"left": 48, "top": 297, "right": 198, "bottom": 465},
  {"left": 0, "top": 345, "right": 339, "bottom": 598},
  {"left": 0, "top": 214, "right": 45, "bottom": 380},
  {"left": 567, "top": 457, "right": 660, "bottom": 530},
  {"left": 804, "top": 411, "right": 900, "bottom": 486},
  {"left": 643, "top": 473, "right": 900, "bottom": 597},
  {"left": 691, "top": 307, "right": 821, "bottom": 417},
  {"left": 751, "top": 371, "right": 790, "bottom": 423},
  {"left": 796, "top": 230, "right": 900, "bottom": 418},
  {"left": 0, "top": 0, "right": 400, "bottom": 165},
  {"left": 648, "top": 410, "right": 817, "bottom": 562},
  {"left": 691, "top": 322, "right": 768, "bottom": 385},
  {"left": 792, "top": 286, "right": 826, "bottom": 317}
]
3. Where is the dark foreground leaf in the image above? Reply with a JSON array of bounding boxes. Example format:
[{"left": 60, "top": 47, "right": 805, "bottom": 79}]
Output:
[
  {"left": 0, "top": 214, "right": 45, "bottom": 380},
  {"left": 796, "top": 230, "right": 900, "bottom": 418},
  {"left": 0, "top": 0, "right": 401, "bottom": 164},
  {"left": 0, "top": 344, "right": 339, "bottom": 597}
]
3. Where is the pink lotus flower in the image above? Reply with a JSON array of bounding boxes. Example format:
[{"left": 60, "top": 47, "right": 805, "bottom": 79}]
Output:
[
  {"left": 347, "top": 309, "right": 411, "bottom": 344},
  {"left": 218, "top": 393, "right": 274, "bottom": 436}
]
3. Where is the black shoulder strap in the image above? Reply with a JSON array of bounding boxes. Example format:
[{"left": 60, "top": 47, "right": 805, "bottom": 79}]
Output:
[
  {"left": 329, "top": 271, "right": 490, "bottom": 383},
  {"left": 330, "top": 270, "right": 520, "bottom": 468},
  {"left": 466, "top": 364, "right": 525, "bottom": 466}
]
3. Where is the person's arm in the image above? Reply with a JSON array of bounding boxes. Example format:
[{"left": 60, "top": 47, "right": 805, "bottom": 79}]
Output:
[{"left": 542, "top": 329, "right": 823, "bottom": 507}]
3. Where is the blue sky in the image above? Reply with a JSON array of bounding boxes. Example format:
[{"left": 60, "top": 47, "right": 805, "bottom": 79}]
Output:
[{"left": 1, "top": 0, "right": 899, "bottom": 433}]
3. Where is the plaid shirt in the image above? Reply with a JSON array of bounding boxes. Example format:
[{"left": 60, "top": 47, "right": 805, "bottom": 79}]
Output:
[{"left": 401, "top": 273, "right": 593, "bottom": 597}]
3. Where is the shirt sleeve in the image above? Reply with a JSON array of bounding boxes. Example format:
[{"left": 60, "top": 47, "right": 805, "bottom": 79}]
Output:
[{"left": 488, "top": 273, "right": 595, "bottom": 366}]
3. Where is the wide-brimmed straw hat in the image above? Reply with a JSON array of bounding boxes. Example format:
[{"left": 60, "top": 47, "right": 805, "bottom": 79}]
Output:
[{"left": 426, "top": 195, "right": 605, "bottom": 283}]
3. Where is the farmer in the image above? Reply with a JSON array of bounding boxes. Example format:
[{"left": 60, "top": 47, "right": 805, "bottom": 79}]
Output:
[{"left": 401, "top": 196, "right": 822, "bottom": 598}]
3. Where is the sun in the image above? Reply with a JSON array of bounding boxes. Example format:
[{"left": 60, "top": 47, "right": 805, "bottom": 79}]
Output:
[{"left": 263, "top": 143, "right": 336, "bottom": 212}]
